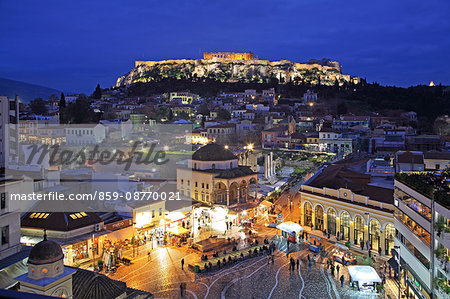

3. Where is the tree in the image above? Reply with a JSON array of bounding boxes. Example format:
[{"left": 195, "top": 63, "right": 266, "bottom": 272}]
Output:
[
  {"left": 29, "top": 98, "right": 48, "bottom": 115},
  {"left": 65, "top": 95, "right": 95, "bottom": 123},
  {"left": 217, "top": 108, "right": 231, "bottom": 121},
  {"left": 92, "top": 84, "right": 102, "bottom": 99},
  {"left": 337, "top": 101, "right": 348, "bottom": 115},
  {"left": 59, "top": 92, "right": 66, "bottom": 109}
]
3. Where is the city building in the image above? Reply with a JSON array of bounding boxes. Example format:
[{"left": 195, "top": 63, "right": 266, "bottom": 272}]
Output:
[
  {"left": 20, "top": 212, "right": 105, "bottom": 267},
  {"left": 206, "top": 123, "right": 236, "bottom": 144},
  {"left": 14, "top": 233, "right": 153, "bottom": 298},
  {"left": 394, "top": 151, "right": 424, "bottom": 173},
  {"left": 393, "top": 172, "right": 450, "bottom": 298},
  {"left": 0, "top": 96, "right": 19, "bottom": 167},
  {"left": 318, "top": 130, "right": 353, "bottom": 154},
  {"left": 169, "top": 92, "right": 199, "bottom": 105},
  {"left": 177, "top": 143, "right": 258, "bottom": 206},
  {"left": 423, "top": 151, "right": 450, "bottom": 170},
  {"left": 299, "top": 163, "right": 395, "bottom": 254},
  {"left": 65, "top": 124, "right": 106, "bottom": 146}
]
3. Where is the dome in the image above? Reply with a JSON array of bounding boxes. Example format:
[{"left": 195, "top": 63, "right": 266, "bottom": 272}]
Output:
[
  {"left": 28, "top": 238, "right": 64, "bottom": 265},
  {"left": 192, "top": 143, "right": 237, "bottom": 161}
]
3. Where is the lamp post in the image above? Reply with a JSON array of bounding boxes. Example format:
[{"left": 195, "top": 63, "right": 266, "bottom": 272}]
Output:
[
  {"left": 132, "top": 221, "right": 136, "bottom": 258},
  {"left": 92, "top": 234, "right": 95, "bottom": 271},
  {"left": 394, "top": 245, "right": 401, "bottom": 299}
]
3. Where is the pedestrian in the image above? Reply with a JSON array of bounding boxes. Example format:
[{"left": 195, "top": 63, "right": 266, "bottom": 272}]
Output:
[
  {"left": 181, "top": 258, "right": 185, "bottom": 270},
  {"left": 378, "top": 247, "right": 382, "bottom": 256},
  {"left": 308, "top": 260, "right": 312, "bottom": 270},
  {"left": 271, "top": 254, "right": 274, "bottom": 264},
  {"left": 147, "top": 251, "right": 151, "bottom": 261},
  {"left": 180, "top": 283, "right": 185, "bottom": 297},
  {"left": 383, "top": 262, "right": 387, "bottom": 273},
  {"left": 360, "top": 240, "right": 364, "bottom": 250},
  {"left": 382, "top": 274, "right": 386, "bottom": 286},
  {"left": 336, "top": 264, "right": 340, "bottom": 276},
  {"left": 330, "top": 265, "right": 335, "bottom": 276},
  {"left": 340, "top": 275, "right": 345, "bottom": 287},
  {"left": 297, "top": 258, "right": 300, "bottom": 270}
]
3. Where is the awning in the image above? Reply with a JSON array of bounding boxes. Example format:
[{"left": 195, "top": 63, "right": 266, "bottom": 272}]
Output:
[
  {"left": 276, "top": 221, "right": 304, "bottom": 234},
  {"left": 259, "top": 200, "right": 273, "bottom": 208},
  {"left": 347, "top": 266, "right": 381, "bottom": 284},
  {"left": 166, "top": 226, "right": 190, "bottom": 236},
  {"left": 387, "top": 256, "right": 406, "bottom": 274},
  {"left": 335, "top": 243, "right": 349, "bottom": 250}
]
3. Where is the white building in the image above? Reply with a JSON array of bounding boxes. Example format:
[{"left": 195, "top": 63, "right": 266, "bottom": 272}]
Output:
[
  {"left": 65, "top": 124, "right": 106, "bottom": 146},
  {"left": 393, "top": 174, "right": 434, "bottom": 298},
  {"left": 0, "top": 176, "right": 34, "bottom": 260}
]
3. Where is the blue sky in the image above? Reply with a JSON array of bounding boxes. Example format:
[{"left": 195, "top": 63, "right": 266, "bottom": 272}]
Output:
[{"left": 0, "top": 0, "right": 449, "bottom": 93}]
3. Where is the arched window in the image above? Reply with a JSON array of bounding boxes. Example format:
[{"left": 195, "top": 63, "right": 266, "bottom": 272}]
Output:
[
  {"left": 212, "top": 164, "right": 215, "bottom": 169},
  {"left": 354, "top": 215, "right": 364, "bottom": 245},
  {"left": 304, "top": 202, "right": 312, "bottom": 227},
  {"left": 230, "top": 162, "right": 232, "bottom": 169},
  {"left": 194, "top": 163, "right": 197, "bottom": 169},
  {"left": 340, "top": 211, "right": 351, "bottom": 241}
]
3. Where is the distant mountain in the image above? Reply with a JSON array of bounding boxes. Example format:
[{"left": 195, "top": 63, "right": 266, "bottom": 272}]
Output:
[{"left": 0, "top": 77, "right": 61, "bottom": 103}]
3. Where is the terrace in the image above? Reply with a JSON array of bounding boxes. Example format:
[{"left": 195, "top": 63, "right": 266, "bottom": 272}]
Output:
[{"left": 395, "top": 170, "right": 450, "bottom": 209}]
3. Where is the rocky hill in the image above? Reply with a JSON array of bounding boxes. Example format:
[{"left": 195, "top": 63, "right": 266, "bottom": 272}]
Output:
[{"left": 115, "top": 58, "right": 359, "bottom": 87}]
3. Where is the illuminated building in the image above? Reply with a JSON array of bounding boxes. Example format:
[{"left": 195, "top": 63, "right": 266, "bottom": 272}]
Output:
[
  {"left": 299, "top": 163, "right": 395, "bottom": 254},
  {"left": 203, "top": 52, "right": 254, "bottom": 60},
  {"left": 177, "top": 143, "right": 258, "bottom": 206}
]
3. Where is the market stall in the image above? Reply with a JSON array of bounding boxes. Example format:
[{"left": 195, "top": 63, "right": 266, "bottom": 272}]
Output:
[
  {"left": 347, "top": 266, "right": 382, "bottom": 292},
  {"left": 276, "top": 221, "right": 304, "bottom": 244},
  {"left": 305, "top": 234, "right": 322, "bottom": 253},
  {"left": 332, "top": 243, "right": 357, "bottom": 265},
  {"left": 166, "top": 226, "right": 191, "bottom": 246}
]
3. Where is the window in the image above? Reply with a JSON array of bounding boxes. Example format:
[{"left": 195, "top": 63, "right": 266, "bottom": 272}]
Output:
[
  {"left": 202, "top": 183, "right": 204, "bottom": 188},
  {"left": 230, "top": 162, "right": 232, "bottom": 168},
  {"left": 187, "top": 180, "right": 190, "bottom": 186},
  {"left": 194, "top": 163, "right": 197, "bottom": 169},
  {"left": 1, "top": 192, "right": 6, "bottom": 210},
  {"left": 435, "top": 164, "right": 440, "bottom": 170},
  {"left": 206, "top": 184, "right": 209, "bottom": 189},
  {"left": 195, "top": 182, "right": 198, "bottom": 187},
  {"left": 152, "top": 210, "right": 155, "bottom": 218},
  {"left": 1, "top": 226, "right": 9, "bottom": 245},
  {"left": 159, "top": 208, "right": 162, "bottom": 216},
  {"left": 212, "top": 164, "right": 215, "bottom": 169},
  {"left": 181, "top": 179, "right": 184, "bottom": 184}
]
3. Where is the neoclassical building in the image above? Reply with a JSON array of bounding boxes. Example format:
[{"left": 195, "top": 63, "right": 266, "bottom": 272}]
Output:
[
  {"left": 177, "top": 143, "right": 258, "bottom": 206},
  {"left": 299, "top": 163, "right": 396, "bottom": 255}
]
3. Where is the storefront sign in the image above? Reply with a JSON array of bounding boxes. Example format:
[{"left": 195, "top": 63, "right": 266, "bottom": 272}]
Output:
[{"left": 105, "top": 218, "right": 132, "bottom": 231}]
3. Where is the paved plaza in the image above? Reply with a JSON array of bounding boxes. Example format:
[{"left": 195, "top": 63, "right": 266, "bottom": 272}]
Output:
[{"left": 107, "top": 223, "right": 395, "bottom": 299}]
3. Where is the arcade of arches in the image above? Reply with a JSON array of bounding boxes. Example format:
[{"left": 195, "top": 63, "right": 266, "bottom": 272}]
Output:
[
  {"left": 213, "top": 177, "right": 257, "bottom": 206},
  {"left": 302, "top": 201, "right": 395, "bottom": 255}
]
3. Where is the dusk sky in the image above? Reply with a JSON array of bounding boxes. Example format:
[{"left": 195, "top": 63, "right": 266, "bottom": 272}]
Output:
[{"left": 0, "top": 0, "right": 449, "bottom": 94}]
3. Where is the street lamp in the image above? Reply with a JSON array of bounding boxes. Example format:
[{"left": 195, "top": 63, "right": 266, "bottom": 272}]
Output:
[
  {"left": 394, "top": 245, "right": 401, "bottom": 299},
  {"left": 132, "top": 221, "right": 136, "bottom": 258}
]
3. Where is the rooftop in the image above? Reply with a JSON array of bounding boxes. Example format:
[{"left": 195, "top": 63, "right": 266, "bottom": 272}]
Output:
[
  {"left": 192, "top": 143, "right": 237, "bottom": 161},
  {"left": 395, "top": 171, "right": 450, "bottom": 208},
  {"left": 306, "top": 163, "right": 394, "bottom": 204}
]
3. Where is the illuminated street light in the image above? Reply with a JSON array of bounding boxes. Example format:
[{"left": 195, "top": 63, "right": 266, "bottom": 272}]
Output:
[
  {"left": 224, "top": 145, "right": 229, "bottom": 149},
  {"left": 247, "top": 144, "right": 254, "bottom": 151}
]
